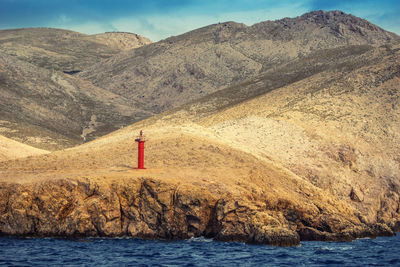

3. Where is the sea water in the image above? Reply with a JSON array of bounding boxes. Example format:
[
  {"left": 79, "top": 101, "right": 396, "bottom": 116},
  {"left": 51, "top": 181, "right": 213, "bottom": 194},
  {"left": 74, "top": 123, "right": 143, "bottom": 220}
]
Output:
[{"left": 0, "top": 234, "right": 399, "bottom": 266}]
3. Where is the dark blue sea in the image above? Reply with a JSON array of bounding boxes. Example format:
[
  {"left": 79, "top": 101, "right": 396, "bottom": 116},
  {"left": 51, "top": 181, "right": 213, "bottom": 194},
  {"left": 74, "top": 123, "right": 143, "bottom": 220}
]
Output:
[{"left": 1, "top": 234, "right": 399, "bottom": 266}]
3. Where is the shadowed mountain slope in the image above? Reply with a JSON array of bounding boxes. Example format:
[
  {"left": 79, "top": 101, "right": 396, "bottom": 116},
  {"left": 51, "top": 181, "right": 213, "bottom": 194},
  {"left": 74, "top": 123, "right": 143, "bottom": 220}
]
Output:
[
  {"left": 79, "top": 10, "right": 398, "bottom": 114},
  {"left": 0, "top": 28, "right": 151, "bottom": 73},
  {"left": 0, "top": 28, "right": 153, "bottom": 149},
  {"left": 0, "top": 53, "right": 153, "bottom": 150}
]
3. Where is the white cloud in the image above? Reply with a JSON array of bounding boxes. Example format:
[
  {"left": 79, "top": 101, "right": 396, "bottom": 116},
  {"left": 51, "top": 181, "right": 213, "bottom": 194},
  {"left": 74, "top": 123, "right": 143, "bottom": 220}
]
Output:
[
  {"left": 57, "top": 14, "right": 71, "bottom": 24},
  {"left": 66, "top": 22, "right": 118, "bottom": 35},
  {"left": 112, "top": 15, "right": 216, "bottom": 41},
  {"left": 51, "top": 14, "right": 117, "bottom": 35},
  {"left": 216, "top": 3, "right": 309, "bottom": 25},
  {"left": 111, "top": 2, "right": 309, "bottom": 41}
]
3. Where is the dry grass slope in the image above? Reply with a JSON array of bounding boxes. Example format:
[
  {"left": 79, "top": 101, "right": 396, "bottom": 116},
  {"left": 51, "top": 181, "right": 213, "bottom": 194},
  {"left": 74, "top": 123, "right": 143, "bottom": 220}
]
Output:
[
  {"left": 0, "top": 135, "right": 48, "bottom": 162},
  {"left": 0, "top": 125, "right": 380, "bottom": 244}
]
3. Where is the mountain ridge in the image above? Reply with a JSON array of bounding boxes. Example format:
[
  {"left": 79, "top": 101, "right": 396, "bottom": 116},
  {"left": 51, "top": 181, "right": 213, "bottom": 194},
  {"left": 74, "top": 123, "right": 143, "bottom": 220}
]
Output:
[
  {"left": 79, "top": 10, "right": 398, "bottom": 114},
  {"left": 0, "top": 28, "right": 151, "bottom": 73}
]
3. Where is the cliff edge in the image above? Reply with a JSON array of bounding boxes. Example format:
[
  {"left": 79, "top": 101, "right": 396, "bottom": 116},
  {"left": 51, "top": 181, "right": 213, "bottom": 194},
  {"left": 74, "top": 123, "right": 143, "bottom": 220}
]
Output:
[{"left": 0, "top": 129, "right": 396, "bottom": 245}]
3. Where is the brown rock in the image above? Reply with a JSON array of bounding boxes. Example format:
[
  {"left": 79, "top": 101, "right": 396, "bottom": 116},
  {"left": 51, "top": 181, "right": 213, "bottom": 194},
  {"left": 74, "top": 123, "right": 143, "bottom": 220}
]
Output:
[
  {"left": 0, "top": 168, "right": 396, "bottom": 246},
  {"left": 350, "top": 187, "right": 363, "bottom": 202}
]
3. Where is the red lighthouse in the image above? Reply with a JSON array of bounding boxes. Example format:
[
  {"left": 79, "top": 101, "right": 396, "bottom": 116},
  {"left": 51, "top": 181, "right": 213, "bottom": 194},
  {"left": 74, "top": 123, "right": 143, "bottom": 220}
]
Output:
[{"left": 135, "top": 130, "right": 146, "bottom": 169}]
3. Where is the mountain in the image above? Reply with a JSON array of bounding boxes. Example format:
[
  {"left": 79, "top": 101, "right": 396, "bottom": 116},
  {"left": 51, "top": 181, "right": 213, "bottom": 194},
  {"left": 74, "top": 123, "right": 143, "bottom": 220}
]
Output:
[
  {"left": 0, "top": 39, "right": 398, "bottom": 244},
  {"left": 78, "top": 10, "right": 398, "bottom": 114},
  {"left": 0, "top": 28, "right": 151, "bottom": 73},
  {"left": 1, "top": 11, "right": 398, "bottom": 150},
  {"left": 0, "top": 28, "right": 153, "bottom": 150},
  {"left": 0, "top": 52, "right": 153, "bottom": 150}
]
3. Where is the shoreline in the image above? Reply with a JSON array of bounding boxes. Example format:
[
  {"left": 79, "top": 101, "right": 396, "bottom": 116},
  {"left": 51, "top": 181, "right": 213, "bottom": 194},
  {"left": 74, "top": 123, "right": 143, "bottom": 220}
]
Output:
[{"left": 1, "top": 177, "right": 398, "bottom": 247}]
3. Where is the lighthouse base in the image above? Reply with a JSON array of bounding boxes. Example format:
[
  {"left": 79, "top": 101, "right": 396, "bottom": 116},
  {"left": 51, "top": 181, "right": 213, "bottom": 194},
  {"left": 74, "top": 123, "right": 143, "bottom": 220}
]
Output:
[{"left": 134, "top": 167, "right": 146, "bottom": 170}]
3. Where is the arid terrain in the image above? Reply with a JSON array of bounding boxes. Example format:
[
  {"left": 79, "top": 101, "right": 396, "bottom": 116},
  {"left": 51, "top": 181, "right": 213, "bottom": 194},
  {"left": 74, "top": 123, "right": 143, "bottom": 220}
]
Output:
[
  {"left": 1, "top": 11, "right": 399, "bottom": 150},
  {"left": 0, "top": 135, "right": 48, "bottom": 162},
  {"left": 79, "top": 10, "right": 397, "bottom": 114},
  {"left": 0, "top": 30, "right": 153, "bottom": 149},
  {"left": 0, "top": 28, "right": 151, "bottom": 72},
  {"left": 0, "top": 11, "right": 399, "bottom": 245}
]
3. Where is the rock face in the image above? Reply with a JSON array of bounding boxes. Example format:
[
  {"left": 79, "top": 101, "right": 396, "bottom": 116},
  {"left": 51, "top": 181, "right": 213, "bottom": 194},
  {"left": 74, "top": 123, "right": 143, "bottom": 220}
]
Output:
[{"left": 0, "top": 177, "right": 394, "bottom": 246}]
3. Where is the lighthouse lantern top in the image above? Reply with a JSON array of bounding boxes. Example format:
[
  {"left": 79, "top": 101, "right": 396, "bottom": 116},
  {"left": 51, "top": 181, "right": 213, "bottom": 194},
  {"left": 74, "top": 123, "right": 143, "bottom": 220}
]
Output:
[{"left": 135, "top": 130, "right": 146, "bottom": 142}]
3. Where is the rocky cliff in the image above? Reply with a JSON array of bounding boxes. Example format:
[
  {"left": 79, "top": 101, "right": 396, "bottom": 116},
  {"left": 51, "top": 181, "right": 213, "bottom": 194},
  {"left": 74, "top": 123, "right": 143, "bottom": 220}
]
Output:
[
  {"left": 0, "top": 121, "right": 398, "bottom": 245},
  {"left": 0, "top": 140, "right": 395, "bottom": 246},
  {"left": 0, "top": 177, "right": 394, "bottom": 246}
]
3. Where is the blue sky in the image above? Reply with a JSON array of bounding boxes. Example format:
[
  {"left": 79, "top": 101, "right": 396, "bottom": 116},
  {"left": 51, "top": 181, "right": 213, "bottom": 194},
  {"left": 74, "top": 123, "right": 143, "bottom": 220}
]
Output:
[{"left": 0, "top": 0, "right": 399, "bottom": 41}]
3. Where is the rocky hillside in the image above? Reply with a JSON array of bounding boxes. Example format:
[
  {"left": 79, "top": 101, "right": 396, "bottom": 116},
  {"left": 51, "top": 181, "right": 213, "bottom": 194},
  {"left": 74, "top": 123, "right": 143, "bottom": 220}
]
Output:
[
  {"left": 0, "top": 40, "right": 398, "bottom": 244},
  {"left": 92, "top": 32, "right": 151, "bottom": 51},
  {"left": 184, "top": 42, "right": 400, "bottom": 227},
  {"left": 0, "top": 28, "right": 151, "bottom": 73},
  {"left": 0, "top": 53, "right": 153, "bottom": 150},
  {"left": 1, "top": 11, "right": 398, "bottom": 150},
  {"left": 79, "top": 10, "right": 398, "bottom": 113}
]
